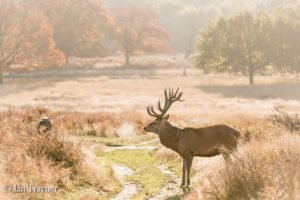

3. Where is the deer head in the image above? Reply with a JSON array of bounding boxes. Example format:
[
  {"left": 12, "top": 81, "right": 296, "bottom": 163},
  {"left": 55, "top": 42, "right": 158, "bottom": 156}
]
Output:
[{"left": 144, "top": 88, "right": 184, "bottom": 134}]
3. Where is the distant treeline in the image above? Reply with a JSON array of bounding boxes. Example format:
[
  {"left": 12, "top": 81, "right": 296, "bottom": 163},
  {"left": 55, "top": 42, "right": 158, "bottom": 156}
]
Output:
[
  {"left": 1, "top": 0, "right": 300, "bottom": 84},
  {"left": 195, "top": 5, "right": 300, "bottom": 84}
]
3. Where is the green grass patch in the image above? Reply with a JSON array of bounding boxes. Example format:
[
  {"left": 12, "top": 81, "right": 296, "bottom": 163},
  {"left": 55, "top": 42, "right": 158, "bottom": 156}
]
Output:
[
  {"left": 154, "top": 150, "right": 182, "bottom": 178},
  {"left": 97, "top": 149, "right": 165, "bottom": 198}
]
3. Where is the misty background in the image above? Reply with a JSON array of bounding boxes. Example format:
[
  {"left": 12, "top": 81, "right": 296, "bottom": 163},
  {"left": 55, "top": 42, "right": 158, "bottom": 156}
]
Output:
[{"left": 1, "top": 1, "right": 300, "bottom": 200}]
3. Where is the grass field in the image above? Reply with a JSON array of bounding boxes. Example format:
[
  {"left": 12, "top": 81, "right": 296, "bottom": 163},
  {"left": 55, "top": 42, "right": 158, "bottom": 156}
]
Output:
[
  {"left": 2, "top": 56, "right": 300, "bottom": 121},
  {"left": 0, "top": 55, "right": 299, "bottom": 199}
]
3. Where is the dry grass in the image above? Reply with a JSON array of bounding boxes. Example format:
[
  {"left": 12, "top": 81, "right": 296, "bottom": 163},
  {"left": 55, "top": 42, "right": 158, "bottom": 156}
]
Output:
[
  {"left": 0, "top": 108, "right": 299, "bottom": 199},
  {"left": 2, "top": 66, "right": 300, "bottom": 122},
  {"left": 220, "top": 115, "right": 287, "bottom": 142},
  {"left": 0, "top": 108, "right": 120, "bottom": 199},
  {"left": 51, "top": 108, "right": 146, "bottom": 137},
  {"left": 208, "top": 134, "right": 300, "bottom": 200},
  {"left": 0, "top": 107, "right": 147, "bottom": 137},
  {"left": 272, "top": 107, "right": 300, "bottom": 132},
  {"left": 197, "top": 114, "right": 300, "bottom": 200},
  {"left": 2, "top": 58, "right": 300, "bottom": 199}
]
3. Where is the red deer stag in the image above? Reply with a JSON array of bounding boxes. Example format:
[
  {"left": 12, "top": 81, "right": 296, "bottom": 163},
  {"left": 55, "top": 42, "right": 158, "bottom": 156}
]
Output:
[{"left": 144, "top": 88, "right": 240, "bottom": 188}]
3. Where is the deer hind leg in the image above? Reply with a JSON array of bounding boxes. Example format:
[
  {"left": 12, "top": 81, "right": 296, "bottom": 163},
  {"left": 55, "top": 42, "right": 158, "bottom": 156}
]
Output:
[
  {"left": 180, "top": 158, "right": 187, "bottom": 188},
  {"left": 219, "top": 144, "right": 234, "bottom": 165},
  {"left": 186, "top": 156, "right": 194, "bottom": 187},
  {"left": 222, "top": 152, "right": 232, "bottom": 164}
]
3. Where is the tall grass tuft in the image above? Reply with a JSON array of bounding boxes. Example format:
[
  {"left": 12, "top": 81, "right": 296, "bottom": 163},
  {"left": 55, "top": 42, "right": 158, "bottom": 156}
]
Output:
[
  {"left": 209, "top": 135, "right": 300, "bottom": 200},
  {"left": 272, "top": 107, "right": 300, "bottom": 133}
]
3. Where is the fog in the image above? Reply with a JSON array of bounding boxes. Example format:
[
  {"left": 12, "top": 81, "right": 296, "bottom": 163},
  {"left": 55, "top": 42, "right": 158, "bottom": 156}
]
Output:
[
  {"left": 105, "top": 0, "right": 300, "bottom": 53},
  {"left": 1, "top": 0, "right": 300, "bottom": 199}
]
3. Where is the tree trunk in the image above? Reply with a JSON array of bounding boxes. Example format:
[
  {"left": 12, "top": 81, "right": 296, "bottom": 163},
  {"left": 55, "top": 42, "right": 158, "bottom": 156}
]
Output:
[
  {"left": 0, "top": 68, "right": 3, "bottom": 84},
  {"left": 249, "top": 64, "right": 254, "bottom": 85},
  {"left": 185, "top": 25, "right": 196, "bottom": 59},
  {"left": 125, "top": 53, "right": 130, "bottom": 66},
  {"left": 65, "top": 55, "right": 69, "bottom": 65},
  {"left": 247, "top": 47, "right": 254, "bottom": 85}
]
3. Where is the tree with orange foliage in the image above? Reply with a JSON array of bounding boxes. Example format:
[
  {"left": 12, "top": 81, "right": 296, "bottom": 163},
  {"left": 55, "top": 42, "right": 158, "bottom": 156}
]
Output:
[
  {"left": 17, "top": 11, "right": 65, "bottom": 69},
  {"left": 0, "top": 1, "right": 21, "bottom": 83},
  {"left": 29, "top": 0, "right": 113, "bottom": 64},
  {"left": 114, "top": 6, "right": 170, "bottom": 65},
  {"left": 0, "top": 1, "right": 64, "bottom": 83}
]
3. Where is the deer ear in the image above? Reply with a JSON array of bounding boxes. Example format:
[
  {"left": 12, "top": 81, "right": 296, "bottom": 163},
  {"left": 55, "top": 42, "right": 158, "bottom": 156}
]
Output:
[{"left": 163, "top": 115, "right": 169, "bottom": 120}]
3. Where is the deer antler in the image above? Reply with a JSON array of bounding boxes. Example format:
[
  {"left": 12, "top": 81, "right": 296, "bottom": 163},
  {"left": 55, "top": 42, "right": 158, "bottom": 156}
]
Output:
[{"left": 147, "top": 88, "right": 184, "bottom": 118}]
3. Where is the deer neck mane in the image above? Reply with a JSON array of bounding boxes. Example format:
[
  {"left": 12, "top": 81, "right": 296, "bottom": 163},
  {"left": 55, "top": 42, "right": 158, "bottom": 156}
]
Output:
[{"left": 158, "top": 121, "right": 180, "bottom": 152}]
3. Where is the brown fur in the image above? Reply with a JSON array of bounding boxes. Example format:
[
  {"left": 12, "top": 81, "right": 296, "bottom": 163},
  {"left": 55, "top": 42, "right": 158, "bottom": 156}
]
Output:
[{"left": 144, "top": 118, "right": 241, "bottom": 187}]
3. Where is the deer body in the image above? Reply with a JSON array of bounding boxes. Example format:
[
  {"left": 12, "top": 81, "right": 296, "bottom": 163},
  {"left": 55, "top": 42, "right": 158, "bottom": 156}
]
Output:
[
  {"left": 158, "top": 121, "right": 240, "bottom": 158},
  {"left": 144, "top": 88, "right": 240, "bottom": 188}
]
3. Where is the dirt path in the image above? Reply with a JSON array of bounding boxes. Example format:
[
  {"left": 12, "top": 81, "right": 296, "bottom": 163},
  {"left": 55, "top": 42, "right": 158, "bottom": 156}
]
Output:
[
  {"left": 108, "top": 143, "right": 225, "bottom": 200},
  {"left": 111, "top": 164, "right": 140, "bottom": 200},
  {"left": 82, "top": 139, "right": 215, "bottom": 199},
  {"left": 108, "top": 143, "right": 182, "bottom": 200},
  {"left": 148, "top": 164, "right": 181, "bottom": 200},
  {"left": 137, "top": 138, "right": 159, "bottom": 146},
  {"left": 81, "top": 140, "right": 225, "bottom": 200}
]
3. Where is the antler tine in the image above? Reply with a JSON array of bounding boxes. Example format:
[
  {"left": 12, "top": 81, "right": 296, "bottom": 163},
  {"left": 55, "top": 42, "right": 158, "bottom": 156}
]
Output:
[
  {"left": 150, "top": 106, "right": 160, "bottom": 116},
  {"left": 157, "top": 89, "right": 167, "bottom": 111},
  {"left": 177, "top": 91, "right": 184, "bottom": 102},
  {"left": 168, "top": 87, "right": 183, "bottom": 101},
  {"left": 147, "top": 106, "right": 154, "bottom": 116},
  {"left": 161, "top": 88, "right": 184, "bottom": 116},
  {"left": 174, "top": 87, "right": 179, "bottom": 96},
  {"left": 158, "top": 99, "right": 163, "bottom": 111},
  {"left": 147, "top": 106, "right": 159, "bottom": 118},
  {"left": 147, "top": 88, "right": 184, "bottom": 118},
  {"left": 147, "top": 106, "right": 155, "bottom": 117},
  {"left": 164, "top": 89, "right": 169, "bottom": 106}
]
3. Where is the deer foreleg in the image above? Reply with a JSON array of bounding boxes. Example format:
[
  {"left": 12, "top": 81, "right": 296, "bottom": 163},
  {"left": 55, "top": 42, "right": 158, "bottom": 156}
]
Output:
[
  {"left": 186, "top": 156, "right": 193, "bottom": 186},
  {"left": 180, "top": 158, "right": 187, "bottom": 187}
]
